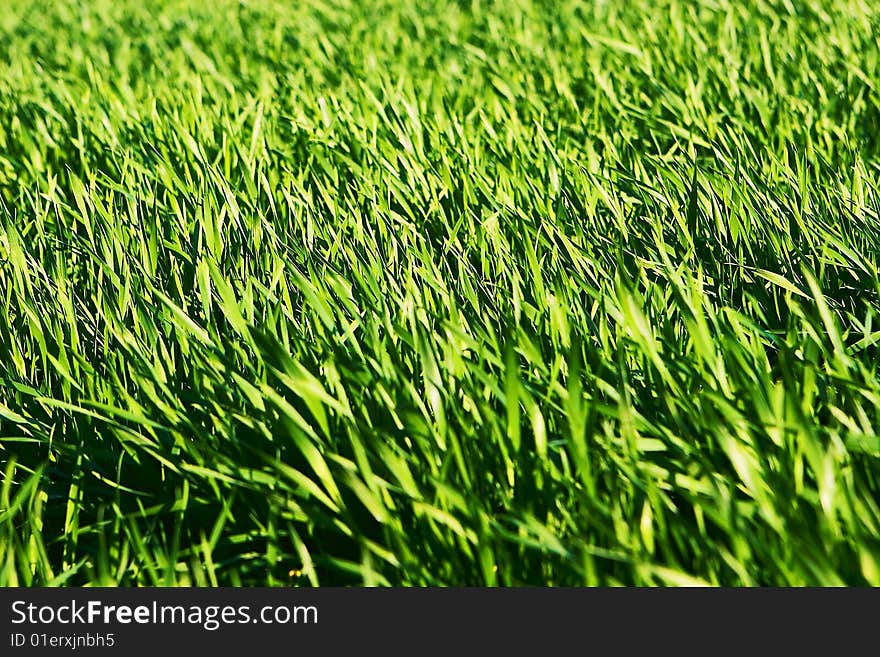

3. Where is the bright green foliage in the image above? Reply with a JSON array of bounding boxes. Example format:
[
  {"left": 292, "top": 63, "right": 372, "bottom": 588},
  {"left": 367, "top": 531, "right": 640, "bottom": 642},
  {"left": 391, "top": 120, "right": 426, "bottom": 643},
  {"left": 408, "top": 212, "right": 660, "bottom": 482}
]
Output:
[{"left": 1, "top": 0, "right": 879, "bottom": 586}]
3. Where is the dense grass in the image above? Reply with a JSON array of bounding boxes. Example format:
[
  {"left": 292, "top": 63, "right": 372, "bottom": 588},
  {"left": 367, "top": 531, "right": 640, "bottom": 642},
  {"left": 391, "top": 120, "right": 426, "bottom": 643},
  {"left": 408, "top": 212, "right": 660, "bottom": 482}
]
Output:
[{"left": 1, "top": 0, "right": 879, "bottom": 586}]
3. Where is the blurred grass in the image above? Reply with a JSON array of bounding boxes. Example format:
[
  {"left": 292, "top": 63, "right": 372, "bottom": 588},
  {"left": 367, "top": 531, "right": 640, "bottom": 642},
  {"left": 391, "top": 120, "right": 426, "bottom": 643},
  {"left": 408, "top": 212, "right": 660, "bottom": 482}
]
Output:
[{"left": 0, "top": 0, "right": 879, "bottom": 585}]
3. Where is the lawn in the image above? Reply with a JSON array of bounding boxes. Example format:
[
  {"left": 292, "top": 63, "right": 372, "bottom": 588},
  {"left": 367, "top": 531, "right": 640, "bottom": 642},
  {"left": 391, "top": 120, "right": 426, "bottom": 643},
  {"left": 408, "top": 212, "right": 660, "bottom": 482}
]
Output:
[{"left": 1, "top": 0, "right": 879, "bottom": 586}]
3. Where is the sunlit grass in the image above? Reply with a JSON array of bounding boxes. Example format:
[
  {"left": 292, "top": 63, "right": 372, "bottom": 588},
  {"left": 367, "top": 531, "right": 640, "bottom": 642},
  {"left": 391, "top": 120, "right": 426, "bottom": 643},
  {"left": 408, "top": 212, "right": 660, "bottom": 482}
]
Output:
[{"left": 1, "top": 0, "right": 879, "bottom": 586}]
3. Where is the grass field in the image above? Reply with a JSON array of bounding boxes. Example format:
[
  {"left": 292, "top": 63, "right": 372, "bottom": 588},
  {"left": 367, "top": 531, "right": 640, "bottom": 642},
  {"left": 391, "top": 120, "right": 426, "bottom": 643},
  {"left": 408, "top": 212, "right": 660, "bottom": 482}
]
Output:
[{"left": 1, "top": 0, "right": 879, "bottom": 586}]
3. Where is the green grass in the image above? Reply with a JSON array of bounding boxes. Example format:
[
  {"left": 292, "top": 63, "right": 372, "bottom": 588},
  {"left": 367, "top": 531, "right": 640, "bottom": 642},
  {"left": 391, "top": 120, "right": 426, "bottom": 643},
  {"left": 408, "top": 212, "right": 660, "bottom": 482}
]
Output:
[{"left": 1, "top": 0, "right": 879, "bottom": 586}]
